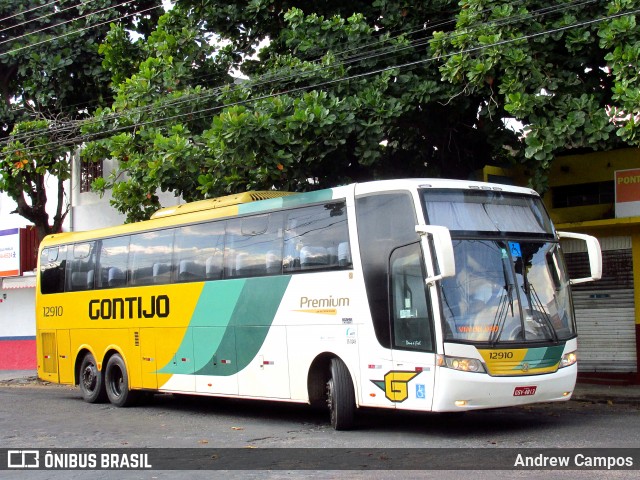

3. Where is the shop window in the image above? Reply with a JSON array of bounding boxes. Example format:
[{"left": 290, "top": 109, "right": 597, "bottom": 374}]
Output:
[{"left": 551, "top": 181, "right": 614, "bottom": 208}]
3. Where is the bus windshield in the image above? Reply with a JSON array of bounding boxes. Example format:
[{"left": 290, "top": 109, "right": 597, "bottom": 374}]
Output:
[
  {"left": 422, "top": 189, "right": 574, "bottom": 345},
  {"left": 437, "top": 239, "right": 575, "bottom": 343}
]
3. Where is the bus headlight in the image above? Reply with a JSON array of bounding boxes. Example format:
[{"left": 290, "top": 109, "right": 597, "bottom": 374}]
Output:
[
  {"left": 437, "top": 354, "right": 486, "bottom": 373},
  {"left": 560, "top": 351, "right": 577, "bottom": 368}
]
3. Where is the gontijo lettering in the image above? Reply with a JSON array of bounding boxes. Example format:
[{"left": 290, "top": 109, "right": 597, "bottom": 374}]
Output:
[{"left": 89, "top": 295, "right": 169, "bottom": 320}]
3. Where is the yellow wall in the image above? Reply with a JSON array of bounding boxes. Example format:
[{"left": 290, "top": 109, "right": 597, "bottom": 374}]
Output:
[{"left": 542, "top": 148, "right": 640, "bottom": 224}]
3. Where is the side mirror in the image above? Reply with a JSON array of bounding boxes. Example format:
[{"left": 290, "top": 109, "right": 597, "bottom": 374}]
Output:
[
  {"left": 557, "top": 231, "right": 602, "bottom": 284},
  {"left": 415, "top": 224, "right": 455, "bottom": 284}
]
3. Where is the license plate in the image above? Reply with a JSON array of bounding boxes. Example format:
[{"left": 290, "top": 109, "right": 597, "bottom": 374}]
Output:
[{"left": 513, "top": 386, "right": 537, "bottom": 396}]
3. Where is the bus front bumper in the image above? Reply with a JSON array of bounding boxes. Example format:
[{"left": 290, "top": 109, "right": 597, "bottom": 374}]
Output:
[{"left": 431, "top": 363, "right": 577, "bottom": 412}]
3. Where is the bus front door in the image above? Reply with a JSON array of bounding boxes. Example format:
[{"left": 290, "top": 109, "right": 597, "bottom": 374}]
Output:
[{"left": 388, "top": 243, "right": 436, "bottom": 411}]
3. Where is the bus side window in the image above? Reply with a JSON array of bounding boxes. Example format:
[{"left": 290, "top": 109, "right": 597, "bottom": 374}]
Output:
[
  {"left": 175, "top": 221, "right": 226, "bottom": 283},
  {"left": 225, "top": 213, "right": 284, "bottom": 278},
  {"left": 129, "top": 229, "right": 175, "bottom": 286},
  {"left": 40, "top": 245, "right": 67, "bottom": 294},
  {"left": 283, "top": 202, "right": 350, "bottom": 273},
  {"left": 66, "top": 242, "right": 96, "bottom": 292},
  {"left": 97, "top": 236, "right": 130, "bottom": 289}
]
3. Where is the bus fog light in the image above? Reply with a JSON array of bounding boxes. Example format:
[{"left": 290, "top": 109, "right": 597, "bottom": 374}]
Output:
[
  {"left": 454, "top": 400, "right": 468, "bottom": 407},
  {"left": 560, "top": 351, "right": 577, "bottom": 368}
]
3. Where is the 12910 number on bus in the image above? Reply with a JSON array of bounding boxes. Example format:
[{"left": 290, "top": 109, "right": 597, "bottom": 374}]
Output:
[{"left": 43, "top": 306, "right": 63, "bottom": 317}]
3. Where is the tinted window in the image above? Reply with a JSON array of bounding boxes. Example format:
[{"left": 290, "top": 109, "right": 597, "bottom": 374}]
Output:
[
  {"left": 283, "top": 202, "right": 351, "bottom": 273},
  {"left": 356, "top": 192, "right": 418, "bottom": 348},
  {"left": 225, "top": 213, "right": 284, "bottom": 278},
  {"left": 390, "top": 243, "right": 434, "bottom": 352},
  {"left": 175, "top": 221, "right": 226, "bottom": 282},
  {"left": 40, "top": 246, "right": 67, "bottom": 294},
  {"left": 66, "top": 242, "right": 97, "bottom": 291},
  {"left": 129, "top": 230, "right": 175, "bottom": 286},
  {"left": 422, "top": 189, "right": 553, "bottom": 235},
  {"left": 97, "top": 236, "right": 130, "bottom": 289}
]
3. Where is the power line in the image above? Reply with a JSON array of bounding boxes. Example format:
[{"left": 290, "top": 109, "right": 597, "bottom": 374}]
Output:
[
  {"left": 2, "top": 0, "right": 590, "bottom": 119},
  {"left": 3, "top": 6, "right": 636, "bottom": 160},
  {"left": 3, "top": 0, "right": 601, "bottom": 146},
  {"left": 0, "top": 0, "right": 93, "bottom": 36},
  {"left": 0, "top": 0, "right": 63, "bottom": 25},
  {"left": 0, "top": 0, "right": 140, "bottom": 51}
]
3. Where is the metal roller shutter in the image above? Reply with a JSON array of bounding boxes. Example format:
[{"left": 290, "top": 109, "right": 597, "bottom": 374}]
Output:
[{"left": 563, "top": 236, "right": 637, "bottom": 373}]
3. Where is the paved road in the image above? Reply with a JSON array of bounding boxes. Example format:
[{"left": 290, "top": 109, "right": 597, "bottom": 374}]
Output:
[{"left": 1, "top": 382, "right": 639, "bottom": 479}]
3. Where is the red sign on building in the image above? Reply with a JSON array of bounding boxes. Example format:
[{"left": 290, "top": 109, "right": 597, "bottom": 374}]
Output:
[{"left": 615, "top": 169, "right": 640, "bottom": 218}]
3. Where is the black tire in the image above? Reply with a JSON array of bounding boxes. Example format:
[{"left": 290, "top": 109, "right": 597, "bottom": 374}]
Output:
[
  {"left": 79, "top": 353, "right": 107, "bottom": 403},
  {"left": 326, "top": 358, "right": 356, "bottom": 430},
  {"left": 104, "top": 353, "right": 138, "bottom": 407}
]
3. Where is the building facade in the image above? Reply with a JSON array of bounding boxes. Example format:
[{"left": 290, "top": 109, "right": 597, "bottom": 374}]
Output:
[{"left": 0, "top": 155, "right": 181, "bottom": 370}]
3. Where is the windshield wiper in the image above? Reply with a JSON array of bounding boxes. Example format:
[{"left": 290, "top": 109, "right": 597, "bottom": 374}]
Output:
[
  {"left": 489, "top": 258, "right": 516, "bottom": 346},
  {"left": 522, "top": 282, "right": 558, "bottom": 343}
]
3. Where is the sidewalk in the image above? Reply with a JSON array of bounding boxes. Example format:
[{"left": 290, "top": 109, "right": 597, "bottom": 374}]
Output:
[
  {"left": 0, "top": 370, "right": 37, "bottom": 383},
  {"left": 572, "top": 382, "right": 640, "bottom": 406},
  {"left": 1, "top": 370, "right": 638, "bottom": 406}
]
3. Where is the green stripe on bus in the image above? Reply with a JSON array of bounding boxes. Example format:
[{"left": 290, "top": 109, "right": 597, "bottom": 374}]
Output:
[
  {"left": 159, "top": 276, "right": 291, "bottom": 376},
  {"left": 520, "top": 344, "right": 565, "bottom": 369},
  {"left": 238, "top": 189, "right": 334, "bottom": 215}
]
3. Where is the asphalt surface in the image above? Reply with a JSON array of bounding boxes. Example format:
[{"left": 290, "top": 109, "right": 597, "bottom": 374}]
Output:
[{"left": 1, "top": 369, "right": 639, "bottom": 406}]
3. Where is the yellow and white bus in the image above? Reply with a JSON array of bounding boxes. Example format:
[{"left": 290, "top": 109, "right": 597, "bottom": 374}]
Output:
[{"left": 36, "top": 179, "right": 601, "bottom": 430}]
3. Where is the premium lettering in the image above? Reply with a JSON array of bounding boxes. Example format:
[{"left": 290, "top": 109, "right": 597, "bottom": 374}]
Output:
[
  {"left": 299, "top": 295, "right": 350, "bottom": 309},
  {"left": 89, "top": 295, "right": 170, "bottom": 320}
]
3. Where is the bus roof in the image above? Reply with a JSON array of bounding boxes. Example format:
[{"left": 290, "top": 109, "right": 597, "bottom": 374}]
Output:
[
  {"left": 352, "top": 178, "right": 539, "bottom": 197},
  {"left": 150, "top": 191, "right": 295, "bottom": 219},
  {"left": 39, "top": 179, "right": 539, "bottom": 248}
]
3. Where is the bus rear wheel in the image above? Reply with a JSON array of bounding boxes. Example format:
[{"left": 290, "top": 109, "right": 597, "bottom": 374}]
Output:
[
  {"left": 104, "top": 353, "right": 138, "bottom": 407},
  {"left": 326, "top": 358, "right": 355, "bottom": 430},
  {"left": 79, "top": 353, "right": 107, "bottom": 403}
]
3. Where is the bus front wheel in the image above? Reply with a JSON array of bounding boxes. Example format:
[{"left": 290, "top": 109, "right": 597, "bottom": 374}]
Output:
[
  {"left": 104, "top": 353, "right": 138, "bottom": 407},
  {"left": 326, "top": 358, "right": 355, "bottom": 430},
  {"left": 79, "top": 353, "right": 107, "bottom": 403}
]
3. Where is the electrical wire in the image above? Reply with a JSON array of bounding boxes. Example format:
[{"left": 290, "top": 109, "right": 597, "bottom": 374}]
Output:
[
  {"left": 0, "top": 0, "right": 93, "bottom": 36},
  {"left": 0, "top": 0, "right": 140, "bottom": 51},
  {"left": 3, "top": 0, "right": 604, "bottom": 145},
  {"left": 0, "top": 0, "right": 63, "bottom": 26},
  {"left": 1, "top": 2, "right": 633, "bottom": 156}
]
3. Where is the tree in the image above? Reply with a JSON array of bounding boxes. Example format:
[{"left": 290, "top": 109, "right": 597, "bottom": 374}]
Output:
[
  {"left": 431, "top": 0, "right": 640, "bottom": 188},
  {"left": 87, "top": 1, "right": 640, "bottom": 222},
  {"left": 0, "top": 0, "right": 162, "bottom": 240},
  {"left": 82, "top": 6, "right": 236, "bottom": 222},
  {"left": 1, "top": 120, "right": 70, "bottom": 241}
]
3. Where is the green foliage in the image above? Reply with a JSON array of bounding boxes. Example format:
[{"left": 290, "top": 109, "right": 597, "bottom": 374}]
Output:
[
  {"left": 433, "top": 0, "right": 640, "bottom": 189},
  {"left": 0, "top": 120, "right": 72, "bottom": 239},
  {"left": 84, "top": 0, "right": 640, "bottom": 221},
  {"left": 0, "top": 1, "right": 162, "bottom": 237}
]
